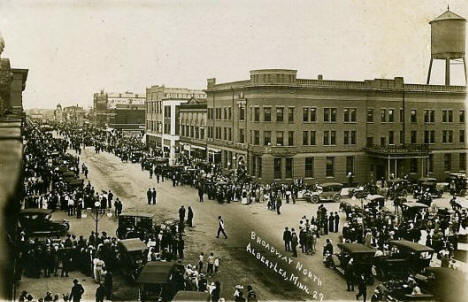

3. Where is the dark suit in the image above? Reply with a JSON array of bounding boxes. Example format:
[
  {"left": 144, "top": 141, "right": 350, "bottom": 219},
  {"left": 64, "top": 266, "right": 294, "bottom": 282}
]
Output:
[
  {"left": 151, "top": 189, "right": 157, "bottom": 204},
  {"left": 70, "top": 283, "right": 84, "bottom": 302},
  {"left": 146, "top": 189, "right": 151, "bottom": 204}
]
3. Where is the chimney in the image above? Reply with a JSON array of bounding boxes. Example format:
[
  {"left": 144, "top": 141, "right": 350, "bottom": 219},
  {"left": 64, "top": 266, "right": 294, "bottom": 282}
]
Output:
[
  {"left": 207, "top": 78, "right": 216, "bottom": 89},
  {"left": 318, "top": 75, "right": 323, "bottom": 80}
]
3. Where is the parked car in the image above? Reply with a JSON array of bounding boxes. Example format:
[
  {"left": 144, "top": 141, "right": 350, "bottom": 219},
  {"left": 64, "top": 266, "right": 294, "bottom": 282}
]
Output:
[
  {"left": 137, "top": 261, "right": 179, "bottom": 302},
  {"left": 18, "top": 209, "right": 69, "bottom": 236},
  {"left": 305, "top": 183, "right": 343, "bottom": 203},
  {"left": 117, "top": 238, "right": 148, "bottom": 281},
  {"left": 413, "top": 178, "right": 443, "bottom": 199},
  {"left": 327, "top": 243, "right": 375, "bottom": 284},
  {"left": 116, "top": 211, "right": 154, "bottom": 239},
  {"left": 374, "top": 240, "right": 434, "bottom": 281}
]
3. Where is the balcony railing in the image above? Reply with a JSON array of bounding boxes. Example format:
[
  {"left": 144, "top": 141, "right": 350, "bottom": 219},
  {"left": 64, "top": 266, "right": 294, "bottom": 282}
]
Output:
[{"left": 365, "top": 144, "right": 429, "bottom": 155}]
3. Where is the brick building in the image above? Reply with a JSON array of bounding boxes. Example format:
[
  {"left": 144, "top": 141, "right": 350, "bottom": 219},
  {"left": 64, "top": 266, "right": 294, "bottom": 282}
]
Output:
[
  {"left": 92, "top": 91, "right": 145, "bottom": 129},
  {"left": 205, "top": 69, "right": 466, "bottom": 184},
  {"left": 179, "top": 98, "right": 208, "bottom": 160},
  {"left": 145, "top": 85, "right": 206, "bottom": 165}
]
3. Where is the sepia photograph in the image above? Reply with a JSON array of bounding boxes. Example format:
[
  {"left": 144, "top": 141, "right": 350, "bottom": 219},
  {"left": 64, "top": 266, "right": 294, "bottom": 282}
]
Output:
[{"left": 0, "top": 0, "right": 467, "bottom": 301}]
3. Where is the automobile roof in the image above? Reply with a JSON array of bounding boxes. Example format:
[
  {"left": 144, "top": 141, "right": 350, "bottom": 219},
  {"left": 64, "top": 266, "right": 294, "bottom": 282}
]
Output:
[
  {"left": 118, "top": 238, "right": 148, "bottom": 252},
  {"left": 322, "top": 182, "right": 343, "bottom": 187},
  {"left": 389, "top": 240, "right": 434, "bottom": 252},
  {"left": 338, "top": 243, "right": 376, "bottom": 254},
  {"left": 137, "top": 262, "right": 175, "bottom": 284},
  {"left": 367, "top": 195, "right": 385, "bottom": 200},
  {"left": 402, "top": 202, "right": 429, "bottom": 208},
  {"left": 119, "top": 211, "right": 153, "bottom": 218},
  {"left": 20, "top": 209, "right": 53, "bottom": 215},
  {"left": 172, "top": 291, "right": 210, "bottom": 301}
]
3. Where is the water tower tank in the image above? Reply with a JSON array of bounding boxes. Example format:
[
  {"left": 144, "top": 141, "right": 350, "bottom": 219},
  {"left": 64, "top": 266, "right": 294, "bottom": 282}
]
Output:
[
  {"left": 430, "top": 10, "right": 466, "bottom": 59},
  {"left": 427, "top": 9, "right": 467, "bottom": 85}
]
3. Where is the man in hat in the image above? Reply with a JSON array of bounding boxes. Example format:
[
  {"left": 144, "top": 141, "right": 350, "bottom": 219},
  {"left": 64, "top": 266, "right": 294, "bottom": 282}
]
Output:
[
  {"left": 283, "top": 227, "right": 292, "bottom": 252},
  {"left": 151, "top": 187, "right": 157, "bottom": 205},
  {"left": 146, "top": 188, "right": 151, "bottom": 205},
  {"left": 70, "top": 279, "right": 84, "bottom": 302},
  {"left": 216, "top": 216, "right": 228, "bottom": 239},
  {"left": 95, "top": 283, "right": 105, "bottom": 302}
]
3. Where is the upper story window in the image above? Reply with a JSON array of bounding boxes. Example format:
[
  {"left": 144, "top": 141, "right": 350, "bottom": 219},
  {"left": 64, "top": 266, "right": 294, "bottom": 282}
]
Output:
[
  {"left": 263, "top": 107, "right": 271, "bottom": 122},
  {"left": 288, "top": 107, "right": 294, "bottom": 123},
  {"left": 276, "top": 107, "right": 284, "bottom": 122},
  {"left": 424, "top": 110, "right": 435, "bottom": 123},
  {"left": 367, "top": 109, "right": 374, "bottom": 122},
  {"left": 388, "top": 109, "right": 394, "bottom": 123},
  {"left": 460, "top": 110, "right": 465, "bottom": 123},
  {"left": 344, "top": 108, "right": 357, "bottom": 122},
  {"left": 324, "top": 108, "right": 337, "bottom": 122},
  {"left": 254, "top": 107, "right": 260, "bottom": 122},
  {"left": 239, "top": 106, "right": 245, "bottom": 121},
  {"left": 442, "top": 110, "right": 453, "bottom": 123},
  {"left": 380, "top": 109, "right": 386, "bottom": 122},
  {"left": 410, "top": 110, "right": 417, "bottom": 123}
]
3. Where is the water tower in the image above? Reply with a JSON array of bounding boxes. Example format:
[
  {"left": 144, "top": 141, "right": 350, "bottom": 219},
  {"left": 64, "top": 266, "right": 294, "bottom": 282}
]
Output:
[{"left": 427, "top": 8, "right": 466, "bottom": 85}]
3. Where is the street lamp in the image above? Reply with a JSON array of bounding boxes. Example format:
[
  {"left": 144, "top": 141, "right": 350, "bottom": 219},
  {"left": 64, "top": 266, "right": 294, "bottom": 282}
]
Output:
[{"left": 86, "top": 201, "right": 112, "bottom": 237}]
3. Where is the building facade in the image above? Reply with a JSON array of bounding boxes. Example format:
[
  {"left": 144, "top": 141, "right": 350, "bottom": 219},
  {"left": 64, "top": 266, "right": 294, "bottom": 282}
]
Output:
[
  {"left": 205, "top": 69, "right": 466, "bottom": 184},
  {"left": 54, "top": 104, "right": 63, "bottom": 122},
  {"left": 179, "top": 98, "right": 208, "bottom": 160},
  {"left": 63, "top": 105, "right": 86, "bottom": 126},
  {"left": 145, "top": 85, "right": 206, "bottom": 165},
  {"left": 92, "top": 91, "right": 145, "bottom": 129}
]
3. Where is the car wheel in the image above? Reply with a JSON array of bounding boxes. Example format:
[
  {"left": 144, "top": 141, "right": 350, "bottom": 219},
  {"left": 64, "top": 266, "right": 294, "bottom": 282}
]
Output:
[
  {"left": 334, "top": 194, "right": 341, "bottom": 202},
  {"left": 312, "top": 195, "right": 320, "bottom": 203}
]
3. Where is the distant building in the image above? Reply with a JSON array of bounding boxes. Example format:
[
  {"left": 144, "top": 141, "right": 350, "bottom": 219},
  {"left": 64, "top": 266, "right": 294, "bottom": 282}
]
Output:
[
  {"left": 92, "top": 90, "right": 145, "bottom": 129},
  {"left": 107, "top": 103, "right": 145, "bottom": 131},
  {"left": 145, "top": 85, "right": 206, "bottom": 165},
  {"left": 54, "top": 104, "right": 63, "bottom": 122},
  {"left": 63, "top": 105, "right": 86, "bottom": 126}
]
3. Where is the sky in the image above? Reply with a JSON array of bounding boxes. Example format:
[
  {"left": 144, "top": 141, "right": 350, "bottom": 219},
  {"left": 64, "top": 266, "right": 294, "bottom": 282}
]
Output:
[{"left": 1, "top": 0, "right": 467, "bottom": 109}]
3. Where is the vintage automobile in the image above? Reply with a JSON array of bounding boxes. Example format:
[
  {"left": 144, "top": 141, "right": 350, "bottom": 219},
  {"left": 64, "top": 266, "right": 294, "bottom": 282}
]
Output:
[
  {"left": 413, "top": 178, "right": 443, "bottom": 199},
  {"left": 416, "top": 267, "right": 466, "bottom": 302},
  {"left": 447, "top": 173, "right": 468, "bottom": 196},
  {"left": 327, "top": 243, "right": 376, "bottom": 284},
  {"left": 117, "top": 238, "right": 148, "bottom": 281},
  {"left": 137, "top": 261, "right": 180, "bottom": 302},
  {"left": 401, "top": 202, "right": 429, "bottom": 221},
  {"left": 116, "top": 211, "right": 154, "bottom": 239},
  {"left": 172, "top": 291, "right": 210, "bottom": 302},
  {"left": 131, "top": 151, "right": 144, "bottom": 163},
  {"left": 19, "top": 209, "right": 69, "bottom": 236},
  {"left": 366, "top": 194, "right": 386, "bottom": 209},
  {"left": 375, "top": 240, "right": 434, "bottom": 281},
  {"left": 304, "top": 183, "right": 343, "bottom": 203},
  {"left": 376, "top": 280, "right": 436, "bottom": 302}
]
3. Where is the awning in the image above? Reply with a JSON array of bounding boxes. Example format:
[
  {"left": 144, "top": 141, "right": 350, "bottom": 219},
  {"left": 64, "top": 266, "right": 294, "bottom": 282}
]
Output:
[
  {"left": 208, "top": 147, "right": 221, "bottom": 153},
  {"left": 191, "top": 145, "right": 206, "bottom": 151}
]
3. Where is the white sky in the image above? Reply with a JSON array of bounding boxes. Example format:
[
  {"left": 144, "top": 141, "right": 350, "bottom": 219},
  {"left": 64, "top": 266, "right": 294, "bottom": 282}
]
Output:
[{"left": 1, "top": 0, "right": 467, "bottom": 109}]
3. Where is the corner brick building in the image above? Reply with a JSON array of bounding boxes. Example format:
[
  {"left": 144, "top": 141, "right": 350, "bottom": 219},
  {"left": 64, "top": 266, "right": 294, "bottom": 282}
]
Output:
[{"left": 204, "top": 69, "right": 466, "bottom": 184}]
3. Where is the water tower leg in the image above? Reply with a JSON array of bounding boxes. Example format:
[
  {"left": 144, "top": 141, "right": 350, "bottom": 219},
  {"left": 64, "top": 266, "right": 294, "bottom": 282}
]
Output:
[
  {"left": 426, "top": 58, "right": 433, "bottom": 84},
  {"left": 445, "top": 58, "right": 451, "bottom": 86}
]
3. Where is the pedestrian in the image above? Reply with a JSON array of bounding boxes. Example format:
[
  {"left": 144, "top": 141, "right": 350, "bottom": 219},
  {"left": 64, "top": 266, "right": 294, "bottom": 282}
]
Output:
[
  {"left": 107, "top": 191, "right": 113, "bottom": 208},
  {"left": 334, "top": 212, "right": 340, "bottom": 233},
  {"left": 198, "top": 252, "right": 204, "bottom": 272},
  {"left": 214, "top": 256, "right": 220, "bottom": 273},
  {"left": 104, "top": 271, "right": 113, "bottom": 301},
  {"left": 276, "top": 195, "right": 282, "bottom": 215},
  {"left": 178, "top": 237, "right": 185, "bottom": 259},
  {"left": 198, "top": 185, "right": 204, "bottom": 202},
  {"left": 247, "top": 285, "right": 257, "bottom": 302},
  {"left": 207, "top": 252, "right": 215, "bottom": 276},
  {"left": 216, "top": 216, "right": 228, "bottom": 239},
  {"left": 291, "top": 230, "right": 298, "bottom": 257},
  {"left": 179, "top": 205, "right": 186, "bottom": 224},
  {"left": 283, "top": 227, "right": 291, "bottom": 251},
  {"left": 187, "top": 206, "right": 194, "bottom": 227},
  {"left": 151, "top": 187, "right": 157, "bottom": 205},
  {"left": 70, "top": 279, "right": 84, "bottom": 302},
  {"left": 146, "top": 188, "right": 151, "bottom": 205},
  {"left": 95, "top": 283, "right": 105, "bottom": 302},
  {"left": 345, "top": 258, "right": 355, "bottom": 291},
  {"left": 211, "top": 281, "right": 221, "bottom": 302},
  {"left": 149, "top": 168, "right": 153, "bottom": 179},
  {"left": 356, "top": 273, "right": 367, "bottom": 302}
]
